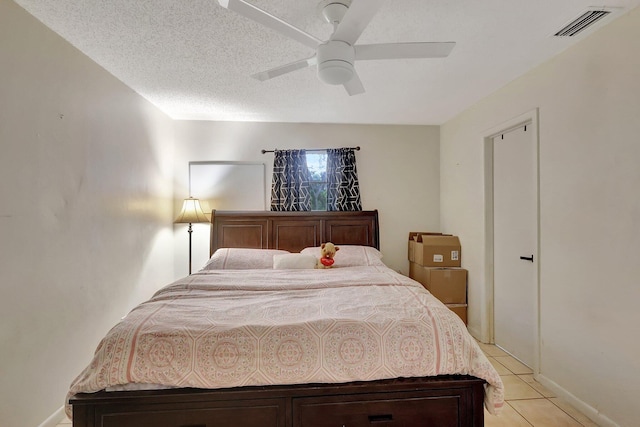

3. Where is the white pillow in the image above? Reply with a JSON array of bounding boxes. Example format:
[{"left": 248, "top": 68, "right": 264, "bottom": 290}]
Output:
[
  {"left": 300, "top": 245, "right": 384, "bottom": 267},
  {"left": 201, "top": 248, "right": 289, "bottom": 270},
  {"left": 273, "top": 253, "right": 318, "bottom": 270}
]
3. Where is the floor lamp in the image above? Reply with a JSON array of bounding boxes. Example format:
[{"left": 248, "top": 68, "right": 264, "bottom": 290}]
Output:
[{"left": 174, "top": 197, "right": 209, "bottom": 275}]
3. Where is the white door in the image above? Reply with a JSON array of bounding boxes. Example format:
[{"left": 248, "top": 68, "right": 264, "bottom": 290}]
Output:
[{"left": 493, "top": 125, "right": 537, "bottom": 368}]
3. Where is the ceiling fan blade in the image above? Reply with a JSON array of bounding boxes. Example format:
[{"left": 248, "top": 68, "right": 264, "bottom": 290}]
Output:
[
  {"left": 331, "top": 0, "right": 383, "bottom": 45},
  {"left": 355, "top": 42, "right": 456, "bottom": 60},
  {"left": 343, "top": 71, "right": 365, "bottom": 96},
  {"left": 218, "top": 0, "right": 321, "bottom": 49},
  {"left": 251, "top": 56, "right": 318, "bottom": 81}
]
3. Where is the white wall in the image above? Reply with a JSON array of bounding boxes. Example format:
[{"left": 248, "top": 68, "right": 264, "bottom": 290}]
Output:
[
  {"left": 173, "top": 121, "right": 440, "bottom": 276},
  {"left": 0, "top": 2, "right": 175, "bottom": 426},
  {"left": 440, "top": 7, "right": 640, "bottom": 427}
]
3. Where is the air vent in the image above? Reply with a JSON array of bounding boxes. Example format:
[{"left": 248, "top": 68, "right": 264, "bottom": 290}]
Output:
[{"left": 554, "top": 9, "right": 613, "bottom": 37}]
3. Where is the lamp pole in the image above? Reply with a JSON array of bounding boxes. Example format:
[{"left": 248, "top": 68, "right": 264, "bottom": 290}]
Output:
[{"left": 187, "top": 222, "right": 193, "bottom": 274}]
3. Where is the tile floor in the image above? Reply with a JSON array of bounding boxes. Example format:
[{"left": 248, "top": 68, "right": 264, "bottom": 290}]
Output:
[
  {"left": 55, "top": 343, "right": 599, "bottom": 427},
  {"left": 478, "top": 342, "right": 599, "bottom": 427}
]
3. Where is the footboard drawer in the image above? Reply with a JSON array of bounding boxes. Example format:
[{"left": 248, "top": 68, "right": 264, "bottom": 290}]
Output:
[
  {"left": 293, "top": 389, "right": 472, "bottom": 427},
  {"left": 102, "top": 404, "right": 281, "bottom": 427},
  {"left": 75, "top": 396, "right": 286, "bottom": 427}
]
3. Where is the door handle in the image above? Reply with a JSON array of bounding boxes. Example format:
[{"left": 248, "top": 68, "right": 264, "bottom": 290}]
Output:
[{"left": 520, "top": 255, "right": 534, "bottom": 262}]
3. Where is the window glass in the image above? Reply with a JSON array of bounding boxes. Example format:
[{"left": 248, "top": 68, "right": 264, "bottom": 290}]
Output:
[{"left": 306, "top": 152, "right": 327, "bottom": 211}]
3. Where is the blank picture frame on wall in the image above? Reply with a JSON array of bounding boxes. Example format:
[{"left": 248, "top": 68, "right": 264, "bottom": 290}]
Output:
[{"left": 189, "top": 161, "right": 266, "bottom": 212}]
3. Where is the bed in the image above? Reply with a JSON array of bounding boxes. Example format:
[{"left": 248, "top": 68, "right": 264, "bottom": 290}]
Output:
[{"left": 68, "top": 210, "right": 503, "bottom": 426}]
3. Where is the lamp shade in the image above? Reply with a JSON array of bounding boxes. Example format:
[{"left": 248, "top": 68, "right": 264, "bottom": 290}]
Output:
[{"left": 174, "top": 197, "right": 209, "bottom": 224}]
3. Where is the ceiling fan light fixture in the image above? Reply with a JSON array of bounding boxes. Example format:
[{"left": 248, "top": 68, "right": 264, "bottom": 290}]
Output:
[
  {"left": 318, "top": 60, "right": 353, "bottom": 84},
  {"left": 317, "top": 40, "right": 355, "bottom": 85}
]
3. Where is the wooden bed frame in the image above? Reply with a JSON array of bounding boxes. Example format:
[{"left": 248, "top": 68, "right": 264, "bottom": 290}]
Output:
[
  {"left": 209, "top": 210, "right": 380, "bottom": 255},
  {"left": 70, "top": 210, "right": 485, "bottom": 427}
]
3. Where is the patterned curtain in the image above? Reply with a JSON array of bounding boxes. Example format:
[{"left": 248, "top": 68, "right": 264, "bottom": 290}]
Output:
[
  {"left": 270, "top": 149, "right": 312, "bottom": 211},
  {"left": 327, "top": 148, "right": 362, "bottom": 211}
]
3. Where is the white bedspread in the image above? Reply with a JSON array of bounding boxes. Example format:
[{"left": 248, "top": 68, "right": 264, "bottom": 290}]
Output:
[{"left": 67, "top": 265, "right": 503, "bottom": 415}]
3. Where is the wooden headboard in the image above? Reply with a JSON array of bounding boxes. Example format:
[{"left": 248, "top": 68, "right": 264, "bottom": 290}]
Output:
[{"left": 210, "top": 210, "right": 379, "bottom": 256}]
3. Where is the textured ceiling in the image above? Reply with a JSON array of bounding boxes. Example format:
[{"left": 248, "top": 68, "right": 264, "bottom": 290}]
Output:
[{"left": 13, "top": 0, "right": 640, "bottom": 124}]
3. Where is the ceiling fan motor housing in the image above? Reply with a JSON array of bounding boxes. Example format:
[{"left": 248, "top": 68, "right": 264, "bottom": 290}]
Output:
[{"left": 317, "top": 40, "right": 355, "bottom": 85}]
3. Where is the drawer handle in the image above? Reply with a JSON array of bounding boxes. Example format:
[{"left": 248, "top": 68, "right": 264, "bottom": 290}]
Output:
[
  {"left": 368, "top": 413, "right": 393, "bottom": 423},
  {"left": 180, "top": 425, "right": 206, "bottom": 427}
]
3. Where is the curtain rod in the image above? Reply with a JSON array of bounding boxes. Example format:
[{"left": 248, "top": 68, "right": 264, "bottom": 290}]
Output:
[{"left": 261, "top": 146, "right": 360, "bottom": 154}]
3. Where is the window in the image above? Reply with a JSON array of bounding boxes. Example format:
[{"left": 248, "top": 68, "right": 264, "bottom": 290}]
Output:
[
  {"left": 306, "top": 152, "right": 327, "bottom": 211},
  {"left": 271, "top": 148, "right": 360, "bottom": 212}
]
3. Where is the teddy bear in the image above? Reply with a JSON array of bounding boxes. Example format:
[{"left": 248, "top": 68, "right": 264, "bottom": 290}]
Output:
[{"left": 317, "top": 242, "right": 339, "bottom": 269}]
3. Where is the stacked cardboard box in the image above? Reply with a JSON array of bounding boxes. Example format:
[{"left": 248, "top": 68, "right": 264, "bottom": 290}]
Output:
[{"left": 408, "top": 232, "right": 467, "bottom": 324}]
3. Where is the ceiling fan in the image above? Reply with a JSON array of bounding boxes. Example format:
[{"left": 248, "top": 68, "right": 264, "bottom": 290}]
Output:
[{"left": 217, "top": 0, "right": 456, "bottom": 95}]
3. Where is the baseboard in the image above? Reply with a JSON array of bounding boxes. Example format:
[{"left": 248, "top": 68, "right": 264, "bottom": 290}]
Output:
[
  {"left": 535, "top": 374, "right": 620, "bottom": 427},
  {"left": 38, "top": 406, "right": 66, "bottom": 427}
]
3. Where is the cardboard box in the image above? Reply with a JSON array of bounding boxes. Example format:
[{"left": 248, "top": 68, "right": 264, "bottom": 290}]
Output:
[
  {"left": 408, "top": 235, "right": 416, "bottom": 262},
  {"left": 409, "top": 264, "right": 467, "bottom": 304},
  {"left": 414, "top": 234, "right": 461, "bottom": 267},
  {"left": 408, "top": 232, "right": 422, "bottom": 263},
  {"left": 409, "top": 260, "right": 422, "bottom": 282},
  {"left": 446, "top": 304, "right": 468, "bottom": 325},
  {"left": 408, "top": 232, "right": 443, "bottom": 263}
]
